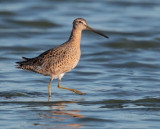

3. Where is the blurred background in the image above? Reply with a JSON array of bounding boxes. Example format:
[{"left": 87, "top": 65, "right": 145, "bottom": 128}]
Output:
[{"left": 0, "top": 0, "right": 160, "bottom": 128}]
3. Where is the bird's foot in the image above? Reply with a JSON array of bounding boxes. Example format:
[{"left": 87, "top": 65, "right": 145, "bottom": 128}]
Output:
[
  {"left": 58, "top": 85, "right": 85, "bottom": 95},
  {"left": 48, "top": 96, "right": 51, "bottom": 102},
  {"left": 72, "top": 89, "right": 85, "bottom": 95}
]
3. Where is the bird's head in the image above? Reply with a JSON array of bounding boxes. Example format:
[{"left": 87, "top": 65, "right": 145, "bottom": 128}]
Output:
[
  {"left": 73, "top": 18, "right": 109, "bottom": 38},
  {"left": 73, "top": 18, "right": 88, "bottom": 30}
]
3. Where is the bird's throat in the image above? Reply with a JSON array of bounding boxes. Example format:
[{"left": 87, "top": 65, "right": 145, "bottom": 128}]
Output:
[{"left": 69, "top": 28, "right": 82, "bottom": 48}]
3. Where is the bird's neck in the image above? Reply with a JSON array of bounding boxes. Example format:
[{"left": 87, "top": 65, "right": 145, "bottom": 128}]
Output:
[{"left": 68, "top": 27, "right": 82, "bottom": 47}]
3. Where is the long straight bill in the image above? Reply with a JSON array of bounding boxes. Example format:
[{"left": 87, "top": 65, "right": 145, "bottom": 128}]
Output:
[{"left": 86, "top": 26, "right": 109, "bottom": 39}]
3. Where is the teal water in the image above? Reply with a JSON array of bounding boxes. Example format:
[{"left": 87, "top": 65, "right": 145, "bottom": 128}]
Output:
[{"left": 0, "top": 0, "right": 160, "bottom": 128}]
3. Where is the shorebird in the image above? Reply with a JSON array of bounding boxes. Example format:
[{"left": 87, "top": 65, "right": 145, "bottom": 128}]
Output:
[{"left": 16, "top": 18, "right": 109, "bottom": 97}]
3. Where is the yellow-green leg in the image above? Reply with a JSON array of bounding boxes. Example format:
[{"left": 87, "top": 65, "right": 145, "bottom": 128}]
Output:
[
  {"left": 58, "top": 78, "right": 85, "bottom": 95},
  {"left": 48, "top": 76, "right": 54, "bottom": 97}
]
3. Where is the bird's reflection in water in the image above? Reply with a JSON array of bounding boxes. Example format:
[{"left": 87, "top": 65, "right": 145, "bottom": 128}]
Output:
[{"left": 36, "top": 100, "right": 85, "bottom": 128}]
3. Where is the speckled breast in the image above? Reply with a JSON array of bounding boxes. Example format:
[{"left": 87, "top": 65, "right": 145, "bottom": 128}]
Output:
[{"left": 52, "top": 47, "right": 81, "bottom": 76}]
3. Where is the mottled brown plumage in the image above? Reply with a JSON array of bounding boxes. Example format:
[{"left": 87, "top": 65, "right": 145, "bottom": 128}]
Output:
[{"left": 16, "top": 18, "right": 109, "bottom": 98}]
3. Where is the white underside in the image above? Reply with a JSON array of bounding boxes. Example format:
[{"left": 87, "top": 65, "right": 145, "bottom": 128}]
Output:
[
  {"left": 51, "top": 73, "right": 65, "bottom": 80},
  {"left": 59, "top": 73, "right": 65, "bottom": 80}
]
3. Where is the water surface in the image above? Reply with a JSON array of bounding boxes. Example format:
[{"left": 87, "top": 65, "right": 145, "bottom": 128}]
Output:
[{"left": 0, "top": 0, "right": 160, "bottom": 128}]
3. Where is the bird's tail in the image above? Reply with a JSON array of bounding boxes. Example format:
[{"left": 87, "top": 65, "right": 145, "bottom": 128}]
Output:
[{"left": 16, "top": 57, "right": 33, "bottom": 70}]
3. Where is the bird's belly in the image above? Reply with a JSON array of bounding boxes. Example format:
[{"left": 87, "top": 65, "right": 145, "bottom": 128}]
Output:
[{"left": 53, "top": 53, "right": 80, "bottom": 75}]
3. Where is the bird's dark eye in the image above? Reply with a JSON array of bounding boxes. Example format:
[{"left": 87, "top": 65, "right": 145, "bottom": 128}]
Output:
[{"left": 78, "top": 21, "right": 83, "bottom": 24}]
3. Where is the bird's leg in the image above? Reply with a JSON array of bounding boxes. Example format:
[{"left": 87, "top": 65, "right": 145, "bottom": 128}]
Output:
[
  {"left": 48, "top": 76, "right": 54, "bottom": 98},
  {"left": 58, "top": 78, "right": 85, "bottom": 95}
]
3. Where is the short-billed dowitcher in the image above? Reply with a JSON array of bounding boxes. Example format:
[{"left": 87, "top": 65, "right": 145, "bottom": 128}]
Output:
[{"left": 16, "top": 18, "right": 109, "bottom": 97}]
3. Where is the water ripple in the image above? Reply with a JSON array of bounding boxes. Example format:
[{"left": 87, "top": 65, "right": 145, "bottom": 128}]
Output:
[
  {"left": 0, "top": 0, "right": 160, "bottom": 128},
  {"left": 5, "top": 19, "right": 59, "bottom": 28}
]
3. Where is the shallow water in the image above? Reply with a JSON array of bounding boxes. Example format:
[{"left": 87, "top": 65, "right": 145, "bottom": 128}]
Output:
[{"left": 0, "top": 0, "right": 160, "bottom": 128}]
